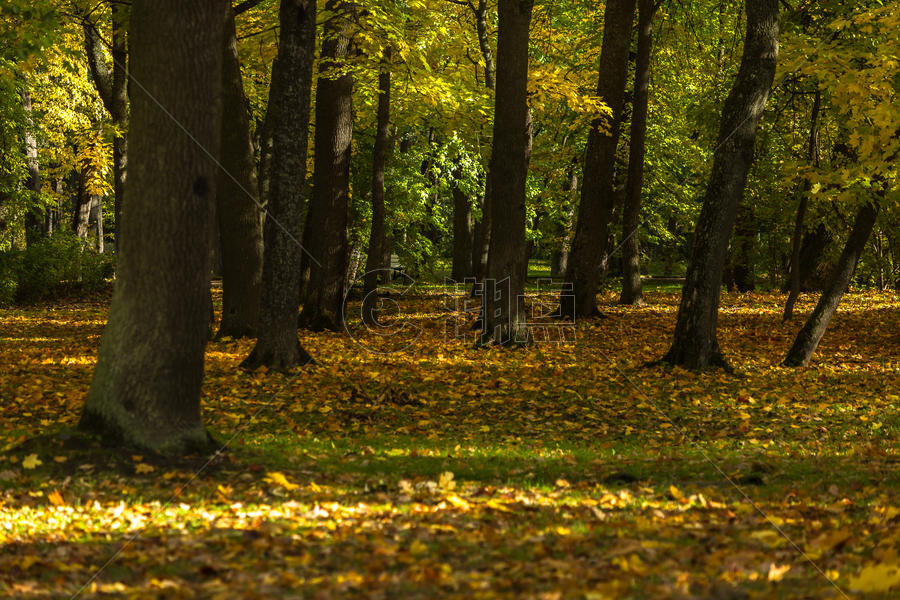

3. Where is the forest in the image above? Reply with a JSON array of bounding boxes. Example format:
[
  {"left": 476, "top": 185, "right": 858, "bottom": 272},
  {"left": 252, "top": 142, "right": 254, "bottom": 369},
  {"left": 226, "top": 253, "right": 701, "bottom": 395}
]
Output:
[{"left": 0, "top": 0, "right": 898, "bottom": 597}]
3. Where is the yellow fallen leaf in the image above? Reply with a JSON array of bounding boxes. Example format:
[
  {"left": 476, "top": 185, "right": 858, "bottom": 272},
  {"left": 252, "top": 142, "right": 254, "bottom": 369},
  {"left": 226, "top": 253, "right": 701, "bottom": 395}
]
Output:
[
  {"left": 53, "top": 456, "right": 67, "bottom": 463},
  {"left": 486, "top": 498, "right": 512, "bottom": 512},
  {"left": 47, "top": 489, "right": 65, "bottom": 506},
  {"left": 135, "top": 463, "right": 156, "bottom": 474},
  {"left": 438, "top": 471, "right": 455, "bottom": 491},
  {"left": 445, "top": 494, "right": 470, "bottom": 510},
  {"left": 264, "top": 471, "right": 299, "bottom": 491},
  {"left": 22, "top": 454, "right": 42, "bottom": 470},
  {"left": 669, "top": 485, "right": 683, "bottom": 501},
  {"left": 848, "top": 563, "right": 900, "bottom": 592},
  {"left": 409, "top": 539, "right": 428, "bottom": 556},
  {"left": 767, "top": 562, "right": 791, "bottom": 582}
]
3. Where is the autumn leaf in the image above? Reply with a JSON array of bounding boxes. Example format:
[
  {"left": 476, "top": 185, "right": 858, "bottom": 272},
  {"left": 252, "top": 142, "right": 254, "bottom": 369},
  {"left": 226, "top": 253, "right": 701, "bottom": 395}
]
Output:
[
  {"left": 264, "top": 471, "right": 299, "bottom": 491},
  {"left": 848, "top": 563, "right": 900, "bottom": 592},
  {"left": 21, "top": 453, "right": 41, "bottom": 470}
]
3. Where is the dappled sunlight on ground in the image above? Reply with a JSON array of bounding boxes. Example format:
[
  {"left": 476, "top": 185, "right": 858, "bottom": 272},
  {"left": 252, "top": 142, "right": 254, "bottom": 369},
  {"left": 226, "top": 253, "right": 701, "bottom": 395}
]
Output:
[{"left": 1, "top": 289, "right": 898, "bottom": 598}]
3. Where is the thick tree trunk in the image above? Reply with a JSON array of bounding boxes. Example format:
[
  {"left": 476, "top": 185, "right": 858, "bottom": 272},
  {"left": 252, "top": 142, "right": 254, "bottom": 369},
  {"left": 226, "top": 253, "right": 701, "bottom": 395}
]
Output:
[
  {"left": 216, "top": 7, "right": 264, "bottom": 339},
  {"left": 784, "top": 88, "right": 821, "bottom": 321},
  {"left": 471, "top": 0, "right": 495, "bottom": 285},
  {"left": 298, "top": 0, "right": 354, "bottom": 332},
  {"left": 362, "top": 59, "right": 391, "bottom": 325},
  {"left": 563, "top": 0, "right": 636, "bottom": 318},
  {"left": 662, "top": 0, "right": 778, "bottom": 369},
  {"left": 479, "top": 0, "right": 534, "bottom": 346},
  {"left": 21, "top": 88, "right": 43, "bottom": 246},
  {"left": 241, "top": 0, "right": 317, "bottom": 370},
  {"left": 80, "top": 0, "right": 226, "bottom": 453},
  {"left": 784, "top": 202, "right": 877, "bottom": 366},
  {"left": 619, "top": 0, "right": 656, "bottom": 306},
  {"left": 451, "top": 176, "right": 474, "bottom": 280}
]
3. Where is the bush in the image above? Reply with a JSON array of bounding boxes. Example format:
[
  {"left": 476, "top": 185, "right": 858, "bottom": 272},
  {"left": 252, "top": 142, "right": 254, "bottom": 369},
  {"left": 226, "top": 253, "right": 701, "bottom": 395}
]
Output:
[{"left": 0, "top": 232, "right": 115, "bottom": 305}]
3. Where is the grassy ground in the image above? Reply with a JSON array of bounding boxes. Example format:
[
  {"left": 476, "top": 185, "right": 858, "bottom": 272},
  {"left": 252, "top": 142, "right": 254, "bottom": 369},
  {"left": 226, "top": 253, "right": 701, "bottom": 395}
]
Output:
[{"left": 0, "top": 288, "right": 898, "bottom": 598}]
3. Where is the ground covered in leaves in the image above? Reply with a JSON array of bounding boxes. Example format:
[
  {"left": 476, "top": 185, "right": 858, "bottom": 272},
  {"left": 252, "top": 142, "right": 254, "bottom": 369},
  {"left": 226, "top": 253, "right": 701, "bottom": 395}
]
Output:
[{"left": 1, "top": 288, "right": 898, "bottom": 598}]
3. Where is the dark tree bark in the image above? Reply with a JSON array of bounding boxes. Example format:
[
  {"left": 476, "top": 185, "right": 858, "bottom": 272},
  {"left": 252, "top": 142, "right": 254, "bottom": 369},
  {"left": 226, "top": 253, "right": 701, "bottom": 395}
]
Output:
[
  {"left": 562, "top": 0, "right": 636, "bottom": 318},
  {"left": 20, "top": 88, "right": 44, "bottom": 246},
  {"left": 451, "top": 174, "right": 474, "bottom": 280},
  {"left": 479, "top": 0, "right": 534, "bottom": 346},
  {"left": 471, "top": 0, "right": 496, "bottom": 284},
  {"left": 83, "top": 3, "right": 127, "bottom": 248},
  {"left": 783, "top": 202, "right": 878, "bottom": 366},
  {"left": 619, "top": 0, "right": 657, "bottom": 306},
  {"left": 298, "top": 0, "right": 354, "bottom": 332},
  {"left": 362, "top": 56, "right": 391, "bottom": 325},
  {"left": 215, "top": 6, "right": 264, "bottom": 339},
  {"left": 72, "top": 167, "right": 94, "bottom": 239},
  {"left": 80, "top": 0, "right": 226, "bottom": 453},
  {"left": 662, "top": 0, "right": 779, "bottom": 368},
  {"left": 241, "top": 0, "right": 317, "bottom": 370},
  {"left": 783, "top": 87, "right": 821, "bottom": 321}
]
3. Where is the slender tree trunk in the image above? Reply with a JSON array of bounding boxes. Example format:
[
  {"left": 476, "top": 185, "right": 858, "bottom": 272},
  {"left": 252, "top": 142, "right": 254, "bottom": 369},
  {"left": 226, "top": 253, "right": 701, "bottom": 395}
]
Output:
[
  {"left": 552, "top": 161, "right": 578, "bottom": 278},
  {"left": 728, "top": 203, "right": 756, "bottom": 292},
  {"left": 83, "top": 4, "right": 128, "bottom": 249},
  {"left": 562, "top": 0, "right": 636, "bottom": 318},
  {"left": 80, "top": 0, "right": 226, "bottom": 453},
  {"left": 662, "top": 0, "right": 779, "bottom": 369},
  {"left": 479, "top": 0, "right": 534, "bottom": 346},
  {"left": 362, "top": 57, "right": 391, "bottom": 325},
  {"left": 784, "top": 88, "right": 821, "bottom": 321},
  {"left": 784, "top": 202, "right": 878, "bottom": 366},
  {"left": 242, "top": 0, "right": 317, "bottom": 370},
  {"left": 216, "top": 7, "right": 264, "bottom": 339},
  {"left": 298, "top": 0, "right": 354, "bottom": 332},
  {"left": 619, "top": 0, "right": 657, "bottom": 306},
  {"left": 471, "top": 0, "right": 495, "bottom": 284},
  {"left": 92, "top": 195, "right": 104, "bottom": 252},
  {"left": 451, "top": 175, "right": 474, "bottom": 280},
  {"left": 73, "top": 168, "right": 93, "bottom": 238},
  {"left": 21, "top": 88, "right": 43, "bottom": 246}
]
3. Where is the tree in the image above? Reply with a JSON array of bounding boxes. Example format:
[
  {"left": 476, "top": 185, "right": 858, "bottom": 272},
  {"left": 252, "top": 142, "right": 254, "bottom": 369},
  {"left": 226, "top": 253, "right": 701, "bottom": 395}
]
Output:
[
  {"left": 783, "top": 201, "right": 878, "bottom": 366},
  {"left": 562, "top": 0, "right": 636, "bottom": 318},
  {"left": 242, "top": 0, "right": 317, "bottom": 370},
  {"left": 215, "top": 5, "right": 264, "bottom": 339},
  {"left": 662, "top": 0, "right": 779, "bottom": 369},
  {"left": 20, "top": 87, "right": 43, "bottom": 246},
  {"left": 479, "top": 0, "right": 533, "bottom": 346},
  {"left": 298, "top": 0, "right": 355, "bottom": 332},
  {"left": 619, "top": 0, "right": 657, "bottom": 306},
  {"left": 82, "top": 2, "right": 127, "bottom": 248},
  {"left": 80, "top": 0, "right": 227, "bottom": 452},
  {"left": 362, "top": 52, "right": 391, "bottom": 325}
]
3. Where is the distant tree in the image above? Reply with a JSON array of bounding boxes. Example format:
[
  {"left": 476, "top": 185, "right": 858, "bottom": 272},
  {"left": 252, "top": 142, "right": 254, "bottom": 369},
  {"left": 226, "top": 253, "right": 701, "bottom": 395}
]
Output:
[
  {"left": 662, "top": 0, "right": 779, "bottom": 368},
  {"left": 80, "top": 0, "right": 227, "bottom": 452},
  {"left": 619, "top": 0, "right": 658, "bottom": 306},
  {"left": 299, "top": 0, "right": 355, "bottom": 332},
  {"left": 242, "top": 0, "right": 317, "bottom": 370},
  {"left": 479, "top": 0, "right": 534, "bottom": 346},
  {"left": 563, "top": 0, "right": 636, "bottom": 318},
  {"left": 784, "top": 201, "right": 878, "bottom": 366},
  {"left": 215, "top": 5, "right": 264, "bottom": 339}
]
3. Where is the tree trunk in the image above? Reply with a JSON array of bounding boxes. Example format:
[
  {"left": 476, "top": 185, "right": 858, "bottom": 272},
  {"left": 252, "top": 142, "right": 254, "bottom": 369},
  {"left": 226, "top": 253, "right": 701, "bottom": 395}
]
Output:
[
  {"left": 241, "top": 0, "right": 317, "bottom": 370},
  {"left": 552, "top": 161, "right": 578, "bottom": 278},
  {"left": 727, "top": 202, "right": 756, "bottom": 292},
  {"left": 471, "top": 0, "right": 495, "bottom": 285},
  {"left": 363, "top": 57, "right": 391, "bottom": 325},
  {"left": 298, "top": 0, "right": 354, "bottom": 332},
  {"left": 80, "top": 0, "right": 226, "bottom": 453},
  {"left": 783, "top": 87, "right": 820, "bottom": 321},
  {"left": 451, "top": 175, "right": 474, "bottom": 280},
  {"left": 216, "top": 6, "right": 264, "bottom": 339},
  {"left": 474, "top": 0, "right": 495, "bottom": 89},
  {"left": 82, "top": 4, "right": 128, "bottom": 249},
  {"left": 92, "top": 195, "right": 104, "bottom": 252},
  {"left": 783, "top": 202, "right": 878, "bottom": 366},
  {"left": 479, "top": 0, "right": 534, "bottom": 346},
  {"left": 72, "top": 168, "right": 93, "bottom": 239},
  {"left": 21, "top": 88, "right": 43, "bottom": 246},
  {"left": 619, "top": 0, "right": 657, "bottom": 306},
  {"left": 563, "top": 0, "right": 636, "bottom": 318},
  {"left": 662, "top": 0, "right": 778, "bottom": 369}
]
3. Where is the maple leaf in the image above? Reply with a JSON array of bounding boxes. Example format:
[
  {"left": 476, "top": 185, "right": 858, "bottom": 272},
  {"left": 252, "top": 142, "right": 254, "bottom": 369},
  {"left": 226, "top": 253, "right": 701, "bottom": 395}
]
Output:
[
  {"left": 264, "top": 471, "right": 299, "bottom": 491},
  {"left": 849, "top": 563, "right": 900, "bottom": 592}
]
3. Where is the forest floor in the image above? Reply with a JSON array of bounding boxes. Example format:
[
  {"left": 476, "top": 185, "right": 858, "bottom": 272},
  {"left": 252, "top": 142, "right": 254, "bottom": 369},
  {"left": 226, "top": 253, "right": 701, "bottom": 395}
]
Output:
[{"left": 1, "top": 288, "right": 898, "bottom": 599}]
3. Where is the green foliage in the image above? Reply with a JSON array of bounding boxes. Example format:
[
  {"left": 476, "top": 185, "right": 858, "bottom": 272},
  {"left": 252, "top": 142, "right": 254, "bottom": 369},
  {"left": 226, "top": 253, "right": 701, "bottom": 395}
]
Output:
[{"left": 0, "top": 231, "right": 114, "bottom": 305}]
